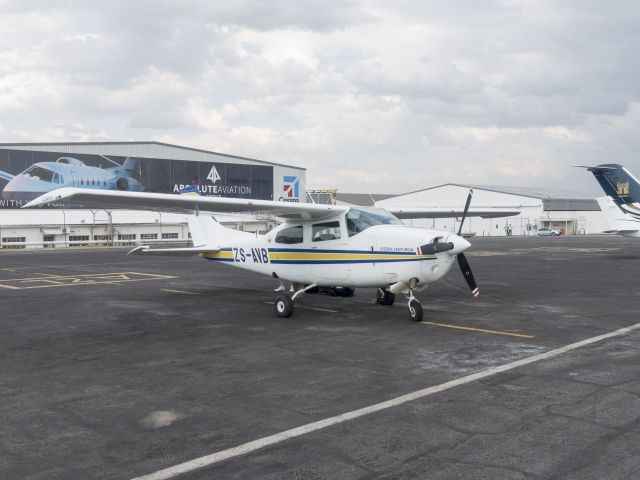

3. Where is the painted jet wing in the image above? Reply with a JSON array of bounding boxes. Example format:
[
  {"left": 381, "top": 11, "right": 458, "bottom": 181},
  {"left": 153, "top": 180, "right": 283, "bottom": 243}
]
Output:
[
  {"left": 22, "top": 187, "right": 348, "bottom": 220},
  {"left": 0, "top": 169, "right": 15, "bottom": 182},
  {"left": 380, "top": 206, "right": 520, "bottom": 219}
]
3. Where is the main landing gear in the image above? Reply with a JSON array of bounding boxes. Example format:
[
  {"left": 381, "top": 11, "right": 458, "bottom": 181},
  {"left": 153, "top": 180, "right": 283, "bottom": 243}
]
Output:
[
  {"left": 273, "top": 283, "right": 317, "bottom": 318},
  {"left": 376, "top": 282, "right": 423, "bottom": 322},
  {"left": 376, "top": 288, "right": 396, "bottom": 306}
]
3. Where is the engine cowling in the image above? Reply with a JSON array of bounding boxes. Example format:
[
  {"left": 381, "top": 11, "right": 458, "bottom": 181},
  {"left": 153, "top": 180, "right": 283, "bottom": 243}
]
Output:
[{"left": 115, "top": 177, "right": 129, "bottom": 191}]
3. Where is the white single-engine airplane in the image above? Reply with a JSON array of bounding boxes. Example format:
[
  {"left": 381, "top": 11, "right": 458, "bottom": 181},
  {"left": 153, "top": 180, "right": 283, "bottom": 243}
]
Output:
[{"left": 24, "top": 187, "right": 517, "bottom": 321}]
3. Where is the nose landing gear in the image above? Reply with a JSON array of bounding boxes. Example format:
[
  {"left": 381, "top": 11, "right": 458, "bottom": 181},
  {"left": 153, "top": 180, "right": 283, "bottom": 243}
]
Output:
[
  {"left": 407, "top": 295, "right": 423, "bottom": 322},
  {"left": 406, "top": 278, "right": 423, "bottom": 322}
]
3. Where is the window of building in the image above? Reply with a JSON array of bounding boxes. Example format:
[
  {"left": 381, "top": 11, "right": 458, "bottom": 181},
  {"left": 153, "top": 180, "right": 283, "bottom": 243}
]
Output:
[
  {"left": 275, "top": 226, "right": 303, "bottom": 244},
  {"left": 162, "top": 233, "right": 179, "bottom": 239},
  {"left": 1, "top": 237, "right": 26, "bottom": 249},
  {"left": 312, "top": 221, "right": 341, "bottom": 242},
  {"left": 117, "top": 234, "right": 136, "bottom": 240},
  {"left": 68, "top": 235, "right": 90, "bottom": 247},
  {"left": 93, "top": 235, "right": 112, "bottom": 241},
  {"left": 140, "top": 233, "right": 158, "bottom": 240}
]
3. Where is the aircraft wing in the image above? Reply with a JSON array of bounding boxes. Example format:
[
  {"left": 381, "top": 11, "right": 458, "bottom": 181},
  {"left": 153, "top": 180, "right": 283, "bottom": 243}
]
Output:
[
  {"left": 379, "top": 206, "right": 520, "bottom": 219},
  {"left": 128, "top": 246, "right": 221, "bottom": 257},
  {"left": 0, "top": 169, "right": 14, "bottom": 182},
  {"left": 22, "top": 187, "right": 348, "bottom": 220}
]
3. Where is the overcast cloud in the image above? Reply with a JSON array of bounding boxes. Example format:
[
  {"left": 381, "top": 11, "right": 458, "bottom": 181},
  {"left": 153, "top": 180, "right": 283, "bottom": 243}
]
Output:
[{"left": 1, "top": 0, "right": 639, "bottom": 194}]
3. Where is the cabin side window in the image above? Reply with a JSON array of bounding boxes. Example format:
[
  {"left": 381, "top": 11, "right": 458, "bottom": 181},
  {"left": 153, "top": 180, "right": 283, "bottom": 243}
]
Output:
[
  {"left": 275, "top": 226, "right": 303, "bottom": 244},
  {"left": 312, "top": 221, "right": 341, "bottom": 242}
]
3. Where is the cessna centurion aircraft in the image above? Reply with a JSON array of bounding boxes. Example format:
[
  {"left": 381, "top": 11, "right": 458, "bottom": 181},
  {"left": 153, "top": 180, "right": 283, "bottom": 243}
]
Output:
[
  {"left": 0, "top": 156, "right": 142, "bottom": 202},
  {"left": 24, "top": 187, "right": 517, "bottom": 321},
  {"left": 577, "top": 164, "right": 640, "bottom": 238}
]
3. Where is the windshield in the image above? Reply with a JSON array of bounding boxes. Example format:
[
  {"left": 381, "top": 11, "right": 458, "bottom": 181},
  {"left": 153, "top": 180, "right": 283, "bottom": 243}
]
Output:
[
  {"left": 24, "top": 165, "right": 55, "bottom": 183},
  {"left": 346, "top": 208, "right": 402, "bottom": 236}
]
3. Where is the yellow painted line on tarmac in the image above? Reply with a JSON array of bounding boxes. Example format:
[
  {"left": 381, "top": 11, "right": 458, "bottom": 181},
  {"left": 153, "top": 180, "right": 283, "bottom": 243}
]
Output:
[
  {"left": 264, "top": 301, "right": 338, "bottom": 313},
  {"left": 422, "top": 321, "right": 535, "bottom": 339},
  {"left": 161, "top": 288, "right": 207, "bottom": 296}
]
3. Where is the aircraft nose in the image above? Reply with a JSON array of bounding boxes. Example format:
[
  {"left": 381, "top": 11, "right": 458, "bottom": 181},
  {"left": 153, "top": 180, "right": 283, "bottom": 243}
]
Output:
[{"left": 449, "top": 234, "right": 471, "bottom": 255}]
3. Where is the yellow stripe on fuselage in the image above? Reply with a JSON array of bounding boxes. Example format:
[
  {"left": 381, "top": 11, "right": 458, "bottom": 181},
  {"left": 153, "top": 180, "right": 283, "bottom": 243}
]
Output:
[
  {"left": 200, "top": 250, "right": 234, "bottom": 259},
  {"left": 268, "top": 252, "right": 434, "bottom": 261}
]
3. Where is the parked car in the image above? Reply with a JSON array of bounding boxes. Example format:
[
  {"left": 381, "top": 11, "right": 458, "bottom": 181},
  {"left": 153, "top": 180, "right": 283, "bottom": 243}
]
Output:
[{"left": 538, "top": 227, "right": 560, "bottom": 236}]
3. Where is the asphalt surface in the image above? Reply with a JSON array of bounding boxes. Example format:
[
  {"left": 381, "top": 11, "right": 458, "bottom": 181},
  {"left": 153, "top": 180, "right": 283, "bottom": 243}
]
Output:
[{"left": 1, "top": 235, "right": 639, "bottom": 479}]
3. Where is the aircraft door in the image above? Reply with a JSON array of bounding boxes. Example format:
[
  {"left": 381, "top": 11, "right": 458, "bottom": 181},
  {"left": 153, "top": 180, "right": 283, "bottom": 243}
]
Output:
[{"left": 310, "top": 219, "right": 351, "bottom": 284}]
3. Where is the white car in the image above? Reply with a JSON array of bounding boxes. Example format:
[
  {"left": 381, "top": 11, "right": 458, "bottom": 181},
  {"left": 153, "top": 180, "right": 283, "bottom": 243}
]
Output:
[{"left": 538, "top": 227, "right": 560, "bottom": 236}]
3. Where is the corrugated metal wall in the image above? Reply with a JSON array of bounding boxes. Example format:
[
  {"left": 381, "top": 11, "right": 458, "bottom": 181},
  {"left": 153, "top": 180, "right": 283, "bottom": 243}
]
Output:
[{"left": 0, "top": 142, "right": 305, "bottom": 171}]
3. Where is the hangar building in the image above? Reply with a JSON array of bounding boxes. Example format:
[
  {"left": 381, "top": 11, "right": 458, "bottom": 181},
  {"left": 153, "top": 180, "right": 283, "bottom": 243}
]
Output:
[
  {"left": 0, "top": 142, "right": 304, "bottom": 248},
  {"left": 339, "top": 184, "right": 606, "bottom": 236}
]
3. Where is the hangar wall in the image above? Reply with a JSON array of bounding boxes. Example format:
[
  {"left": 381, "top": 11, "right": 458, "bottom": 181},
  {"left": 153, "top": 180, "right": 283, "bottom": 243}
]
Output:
[{"left": 0, "top": 142, "right": 303, "bottom": 248}]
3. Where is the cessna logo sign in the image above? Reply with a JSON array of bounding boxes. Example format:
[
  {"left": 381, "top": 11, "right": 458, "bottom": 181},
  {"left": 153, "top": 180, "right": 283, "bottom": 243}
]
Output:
[{"left": 280, "top": 175, "right": 300, "bottom": 202}]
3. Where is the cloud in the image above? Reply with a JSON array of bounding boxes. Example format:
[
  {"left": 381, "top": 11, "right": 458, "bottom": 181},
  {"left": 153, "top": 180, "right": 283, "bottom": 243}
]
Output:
[{"left": 1, "top": 1, "right": 639, "bottom": 194}]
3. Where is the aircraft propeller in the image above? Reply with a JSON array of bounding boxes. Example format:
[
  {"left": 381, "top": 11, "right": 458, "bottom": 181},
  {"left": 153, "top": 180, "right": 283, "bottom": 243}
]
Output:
[
  {"left": 456, "top": 188, "right": 479, "bottom": 297},
  {"left": 418, "top": 188, "right": 479, "bottom": 296}
]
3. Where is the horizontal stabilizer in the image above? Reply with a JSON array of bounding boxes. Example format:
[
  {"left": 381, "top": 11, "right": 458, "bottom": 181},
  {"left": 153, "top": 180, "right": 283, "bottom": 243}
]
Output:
[
  {"left": 573, "top": 165, "right": 618, "bottom": 173},
  {"left": 128, "top": 246, "right": 220, "bottom": 257}
]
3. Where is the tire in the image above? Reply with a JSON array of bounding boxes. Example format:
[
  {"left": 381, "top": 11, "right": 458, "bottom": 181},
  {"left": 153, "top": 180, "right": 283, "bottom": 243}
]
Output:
[
  {"left": 274, "top": 293, "right": 294, "bottom": 318},
  {"left": 376, "top": 288, "right": 396, "bottom": 306},
  {"left": 408, "top": 299, "right": 423, "bottom": 322}
]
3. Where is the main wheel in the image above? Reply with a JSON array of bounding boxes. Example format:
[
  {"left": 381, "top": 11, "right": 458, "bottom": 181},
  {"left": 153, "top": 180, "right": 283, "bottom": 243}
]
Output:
[
  {"left": 274, "top": 293, "right": 294, "bottom": 318},
  {"left": 408, "top": 299, "right": 423, "bottom": 322},
  {"left": 376, "top": 288, "right": 396, "bottom": 305}
]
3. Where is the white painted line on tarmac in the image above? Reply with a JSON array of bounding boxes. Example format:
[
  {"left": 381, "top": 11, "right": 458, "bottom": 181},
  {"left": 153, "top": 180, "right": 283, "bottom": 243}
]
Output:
[{"left": 130, "top": 321, "right": 640, "bottom": 480}]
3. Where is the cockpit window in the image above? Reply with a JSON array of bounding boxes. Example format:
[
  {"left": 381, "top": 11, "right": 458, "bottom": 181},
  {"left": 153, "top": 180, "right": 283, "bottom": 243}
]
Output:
[
  {"left": 346, "top": 208, "right": 402, "bottom": 237},
  {"left": 24, "top": 165, "right": 54, "bottom": 183}
]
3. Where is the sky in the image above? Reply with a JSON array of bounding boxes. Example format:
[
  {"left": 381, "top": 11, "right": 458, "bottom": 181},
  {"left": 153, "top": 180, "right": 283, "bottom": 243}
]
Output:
[{"left": 1, "top": 0, "right": 639, "bottom": 194}]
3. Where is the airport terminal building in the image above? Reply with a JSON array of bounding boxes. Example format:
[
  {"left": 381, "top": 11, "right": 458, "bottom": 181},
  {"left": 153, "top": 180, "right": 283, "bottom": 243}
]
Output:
[{"left": 0, "top": 142, "right": 305, "bottom": 248}]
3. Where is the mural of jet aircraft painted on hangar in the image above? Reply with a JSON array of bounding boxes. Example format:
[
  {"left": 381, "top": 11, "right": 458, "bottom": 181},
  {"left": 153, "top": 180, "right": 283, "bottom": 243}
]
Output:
[{"left": 0, "top": 156, "right": 144, "bottom": 202}]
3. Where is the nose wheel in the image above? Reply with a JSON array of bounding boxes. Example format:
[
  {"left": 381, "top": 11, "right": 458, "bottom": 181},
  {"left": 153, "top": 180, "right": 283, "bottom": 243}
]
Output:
[{"left": 406, "top": 288, "right": 423, "bottom": 322}]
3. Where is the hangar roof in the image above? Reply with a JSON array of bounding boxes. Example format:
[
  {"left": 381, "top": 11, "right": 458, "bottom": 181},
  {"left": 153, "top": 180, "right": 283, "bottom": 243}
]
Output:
[
  {"left": 335, "top": 193, "right": 396, "bottom": 206},
  {"left": 338, "top": 184, "right": 600, "bottom": 211},
  {"left": 0, "top": 141, "right": 304, "bottom": 171}
]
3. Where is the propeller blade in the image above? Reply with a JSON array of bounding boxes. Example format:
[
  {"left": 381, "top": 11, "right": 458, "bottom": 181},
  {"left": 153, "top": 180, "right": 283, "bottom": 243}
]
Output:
[
  {"left": 419, "top": 240, "right": 454, "bottom": 255},
  {"left": 457, "top": 252, "right": 479, "bottom": 297},
  {"left": 457, "top": 188, "right": 474, "bottom": 236}
]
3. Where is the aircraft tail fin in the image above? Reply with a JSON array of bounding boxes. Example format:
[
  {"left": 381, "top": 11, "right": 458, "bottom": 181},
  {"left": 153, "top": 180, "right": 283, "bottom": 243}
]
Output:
[
  {"left": 187, "top": 214, "right": 253, "bottom": 248},
  {"left": 596, "top": 196, "right": 640, "bottom": 234},
  {"left": 108, "top": 157, "right": 138, "bottom": 176},
  {"left": 0, "top": 169, "right": 15, "bottom": 182},
  {"left": 577, "top": 164, "right": 640, "bottom": 205}
]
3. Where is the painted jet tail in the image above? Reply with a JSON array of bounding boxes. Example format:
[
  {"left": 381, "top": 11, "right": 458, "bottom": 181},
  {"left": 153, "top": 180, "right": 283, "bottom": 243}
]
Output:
[
  {"left": 577, "top": 163, "right": 640, "bottom": 206},
  {"left": 107, "top": 157, "right": 137, "bottom": 176},
  {"left": 596, "top": 196, "right": 640, "bottom": 237}
]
